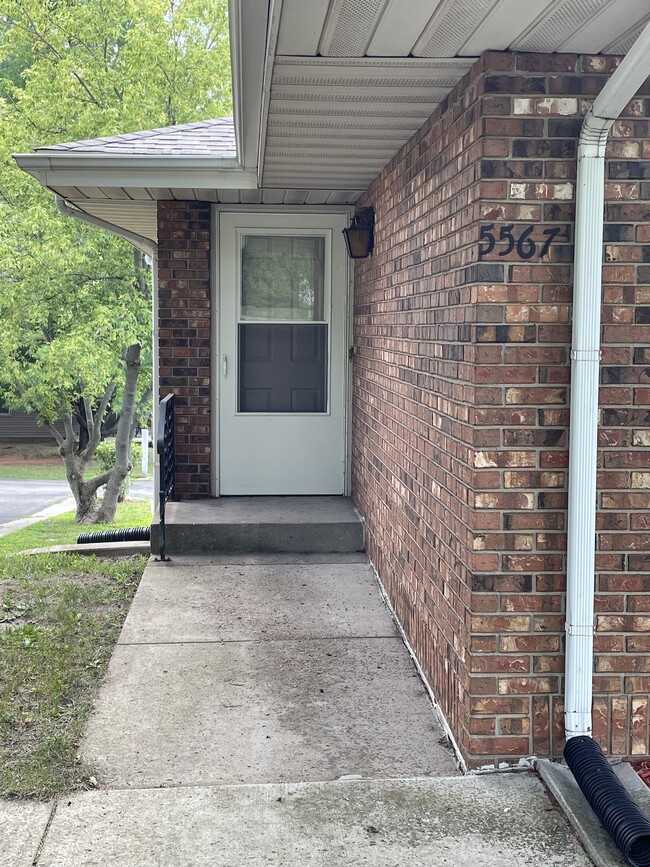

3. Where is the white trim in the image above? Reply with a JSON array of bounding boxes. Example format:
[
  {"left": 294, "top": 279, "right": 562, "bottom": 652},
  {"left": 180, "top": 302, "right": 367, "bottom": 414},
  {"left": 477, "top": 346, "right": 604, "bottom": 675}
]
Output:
[
  {"left": 15, "top": 153, "right": 241, "bottom": 171},
  {"left": 344, "top": 254, "right": 355, "bottom": 497},
  {"left": 256, "top": 0, "right": 283, "bottom": 187},
  {"left": 211, "top": 207, "right": 220, "bottom": 496},
  {"left": 228, "top": 0, "right": 244, "bottom": 169},
  {"left": 213, "top": 203, "right": 355, "bottom": 215},
  {"left": 152, "top": 250, "right": 160, "bottom": 503},
  {"left": 16, "top": 158, "right": 256, "bottom": 192},
  {"left": 228, "top": 0, "right": 268, "bottom": 171}
]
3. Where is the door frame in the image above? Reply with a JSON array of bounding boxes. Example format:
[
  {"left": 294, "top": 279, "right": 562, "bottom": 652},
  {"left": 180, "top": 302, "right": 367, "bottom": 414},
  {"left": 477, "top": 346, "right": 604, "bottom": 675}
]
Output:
[{"left": 210, "top": 205, "right": 355, "bottom": 497}]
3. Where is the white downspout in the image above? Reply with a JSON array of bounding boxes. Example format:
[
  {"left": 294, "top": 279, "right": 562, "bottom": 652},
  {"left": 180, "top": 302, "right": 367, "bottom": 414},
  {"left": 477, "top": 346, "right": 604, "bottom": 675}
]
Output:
[
  {"left": 151, "top": 249, "right": 160, "bottom": 511},
  {"left": 565, "top": 25, "right": 650, "bottom": 741},
  {"left": 54, "top": 194, "right": 160, "bottom": 508}
]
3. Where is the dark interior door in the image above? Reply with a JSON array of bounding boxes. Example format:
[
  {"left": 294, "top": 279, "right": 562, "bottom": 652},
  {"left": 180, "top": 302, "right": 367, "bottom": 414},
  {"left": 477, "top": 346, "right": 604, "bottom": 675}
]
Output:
[{"left": 239, "top": 323, "right": 328, "bottom": 413}]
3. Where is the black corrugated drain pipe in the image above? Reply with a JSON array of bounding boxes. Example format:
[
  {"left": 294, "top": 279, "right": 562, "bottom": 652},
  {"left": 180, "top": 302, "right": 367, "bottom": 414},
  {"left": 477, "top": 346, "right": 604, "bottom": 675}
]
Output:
[
  {"left": 564, "top": 736, "right": 650, "bottom": 866},
  {"left": 77, "top": 527, "right": 151, "bottom": 545}
]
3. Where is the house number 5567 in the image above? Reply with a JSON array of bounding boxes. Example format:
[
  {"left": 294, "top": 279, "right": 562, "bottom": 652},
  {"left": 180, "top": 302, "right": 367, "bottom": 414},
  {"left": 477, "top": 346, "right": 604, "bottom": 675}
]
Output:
[{"left": 478, "top": 224, "right": 569, "bottom": 260}]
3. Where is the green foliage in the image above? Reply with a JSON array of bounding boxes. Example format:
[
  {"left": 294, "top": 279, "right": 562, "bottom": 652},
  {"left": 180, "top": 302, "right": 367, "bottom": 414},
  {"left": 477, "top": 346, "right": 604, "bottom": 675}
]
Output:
[
  {"left": 0, "top": 0, "right": 231, "bottom": 424},
  {"left": 95, "top": 439, "right": 142, "bottom": 472}
]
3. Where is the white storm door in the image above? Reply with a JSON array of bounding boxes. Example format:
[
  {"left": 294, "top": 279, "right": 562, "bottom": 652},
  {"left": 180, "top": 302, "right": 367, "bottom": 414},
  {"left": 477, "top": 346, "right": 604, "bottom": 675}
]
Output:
[{"left": 218, "top": 212, "right": 348, "bottom": 495}]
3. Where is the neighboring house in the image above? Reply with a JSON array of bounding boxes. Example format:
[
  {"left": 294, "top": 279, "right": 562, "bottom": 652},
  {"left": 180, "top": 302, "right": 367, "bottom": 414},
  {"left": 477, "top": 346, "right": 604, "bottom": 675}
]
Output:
[
  {"left": 15, "top": 2, "right": 650, "bottom": 768},
  {"left": 0, "top": 393, "right": 61, "bottom": 441},
  {"left": 0, "top": 411, "right": 57, "bottom": 441}
]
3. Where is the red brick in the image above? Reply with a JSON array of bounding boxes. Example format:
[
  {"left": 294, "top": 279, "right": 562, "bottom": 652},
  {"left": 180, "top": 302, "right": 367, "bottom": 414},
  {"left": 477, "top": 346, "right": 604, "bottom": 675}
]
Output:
[
  {"left": 158, "top": 201, "right": 211, "bottom": 498},
  {"left": 350, "top": 47, "right": 650, "bottom": 767}
]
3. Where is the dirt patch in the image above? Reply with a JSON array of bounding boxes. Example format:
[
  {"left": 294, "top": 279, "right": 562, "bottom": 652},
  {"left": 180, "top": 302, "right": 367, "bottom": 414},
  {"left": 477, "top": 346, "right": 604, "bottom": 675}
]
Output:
[{"left": 0, "top": 456, "right": 60, "bottom": 465}]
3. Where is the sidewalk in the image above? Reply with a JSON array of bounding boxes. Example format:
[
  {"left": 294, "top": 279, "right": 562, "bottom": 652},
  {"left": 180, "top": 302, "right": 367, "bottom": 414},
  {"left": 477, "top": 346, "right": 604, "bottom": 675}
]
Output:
[{"left": 2, "top": 552, "right": 593, "bottom": 866}]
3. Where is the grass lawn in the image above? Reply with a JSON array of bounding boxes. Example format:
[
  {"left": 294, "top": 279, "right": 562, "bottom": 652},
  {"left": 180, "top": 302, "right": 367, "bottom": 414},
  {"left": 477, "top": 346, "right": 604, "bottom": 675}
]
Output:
[
  {"left": 0, "top": 442, "right": 152, "bottom": 480},
  {"left": 0, "top": 500, "right": 153, "bottom": 555},
  {"left": 0, "top": 464, "right": 75, "bottom": 480},
  {"left": 0, "top": 464, "right": 151, "bottom": 481},
  {"left": 0, "top": 550, "right": 146, "bottom": 798}
]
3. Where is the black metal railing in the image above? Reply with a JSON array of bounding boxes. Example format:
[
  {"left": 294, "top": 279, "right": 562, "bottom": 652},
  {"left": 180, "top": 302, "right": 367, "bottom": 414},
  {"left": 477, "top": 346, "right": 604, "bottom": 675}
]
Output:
[{"left": 156, "top": 393, "right": 175, "bottom": 560}]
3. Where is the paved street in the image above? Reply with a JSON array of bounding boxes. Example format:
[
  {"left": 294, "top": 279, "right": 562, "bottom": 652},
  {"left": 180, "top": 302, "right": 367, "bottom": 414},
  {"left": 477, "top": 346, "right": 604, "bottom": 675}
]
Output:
[{"left": 0, "top": 477, "right": 153, "bottom": 524}]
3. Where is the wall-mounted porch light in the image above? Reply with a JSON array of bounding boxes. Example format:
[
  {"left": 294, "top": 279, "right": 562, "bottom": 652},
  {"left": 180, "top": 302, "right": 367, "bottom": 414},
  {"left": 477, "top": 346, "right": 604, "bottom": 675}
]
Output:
[{"left": 342, "top": 207, "right": 374, "bottom": 259}]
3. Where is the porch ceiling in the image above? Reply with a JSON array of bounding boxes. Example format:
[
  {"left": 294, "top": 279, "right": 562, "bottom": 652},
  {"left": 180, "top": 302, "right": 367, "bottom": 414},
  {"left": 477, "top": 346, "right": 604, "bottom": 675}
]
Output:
[
  {"left": 12, "top": 0, "right": 650, "bottom": 247},
  {"left": 259, "top": 0, "right": 650, "bottom": 192}
]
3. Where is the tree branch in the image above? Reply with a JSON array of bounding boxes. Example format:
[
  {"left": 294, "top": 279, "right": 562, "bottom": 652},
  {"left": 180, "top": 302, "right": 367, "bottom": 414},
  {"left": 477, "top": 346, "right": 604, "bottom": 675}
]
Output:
[
  {"left": 81, "top": 379, "right": 115, "bottom": 461},
  {"left": 85, "top": 469, "right": 113, "bottom": 495},
  {"left": 82, "top": 395, "right": 94, "bottom": 447},
  {"left": 63, "top": 413, "right": 75, "bottom": 445},
  {"left": 70, "top": 70, "right": 102, "bottom": 107},
  {"left": 49, "top": 423, "right": 65, "bottom": 448},
  {"left": 8, "top": 14, "right": 103, "bottom": 107},
  {"left": 63, "top": 273, "right": 132, "bottom": 281}
]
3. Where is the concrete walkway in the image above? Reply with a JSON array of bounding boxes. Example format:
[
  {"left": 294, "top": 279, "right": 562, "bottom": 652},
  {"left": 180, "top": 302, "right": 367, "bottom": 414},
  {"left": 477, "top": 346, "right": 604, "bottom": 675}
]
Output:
[{"left": 2, "top": 552, "right": 593, "bottom": 866}]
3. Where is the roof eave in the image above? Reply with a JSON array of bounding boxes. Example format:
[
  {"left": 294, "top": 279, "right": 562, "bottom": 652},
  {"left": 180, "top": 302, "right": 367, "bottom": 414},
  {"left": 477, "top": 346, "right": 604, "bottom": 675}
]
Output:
[
  {"left": 229, "top": 0, "right": 268, "bottom": 173},
  {"left": 13, "top": 152, "right": 257, "bottom": 191}
]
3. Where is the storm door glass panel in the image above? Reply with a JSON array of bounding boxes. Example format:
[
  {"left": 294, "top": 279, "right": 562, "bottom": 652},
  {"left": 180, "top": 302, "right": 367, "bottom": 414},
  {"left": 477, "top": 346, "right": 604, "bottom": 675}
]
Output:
[
  {"left": 241, "top": 235, "right": 325, "bottom": 321},
  {"left": 238, "top": 234, "right": 328, "bottom": 413}
]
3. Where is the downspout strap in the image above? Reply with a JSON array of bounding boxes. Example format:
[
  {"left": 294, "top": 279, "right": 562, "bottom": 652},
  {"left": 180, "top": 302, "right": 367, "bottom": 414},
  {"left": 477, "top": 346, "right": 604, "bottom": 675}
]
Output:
[{"left": 571, "top": 349, "right": 600, "bottom": 362}]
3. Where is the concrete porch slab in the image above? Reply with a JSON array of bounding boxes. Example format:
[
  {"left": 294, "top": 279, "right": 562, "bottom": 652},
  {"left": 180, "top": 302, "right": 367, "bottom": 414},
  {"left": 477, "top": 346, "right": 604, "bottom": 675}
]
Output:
[
  {"left": 119, "top": 560, "right": 396, "bottom": 644},
  {"left": 81, "top": 637, "right": 457, "bottom": 788},
  {"left": 38, "top": 775, "right": 591, "bottom": 867},
  {"left": 150, "top": 496, "right": 365, "bottom": 555}
]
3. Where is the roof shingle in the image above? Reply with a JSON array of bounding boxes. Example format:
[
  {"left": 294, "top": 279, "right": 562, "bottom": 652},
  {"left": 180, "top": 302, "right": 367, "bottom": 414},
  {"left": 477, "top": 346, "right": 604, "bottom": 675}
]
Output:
[{"left": 37, "top": 117, "right": 236, "bottom": 157}]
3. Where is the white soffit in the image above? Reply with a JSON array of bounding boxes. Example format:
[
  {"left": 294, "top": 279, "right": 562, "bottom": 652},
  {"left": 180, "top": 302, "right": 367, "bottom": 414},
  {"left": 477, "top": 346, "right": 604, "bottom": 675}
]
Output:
[
  {"left": 263, "top": 0, "right": 649, "bottom": 190},
  {"left": 52, "top": 187, "right": 361, "bottom": 246},
  {"left": 14, "top": 0, "right": 650, "bottom": 235},
  {"left": 275, "top": 0, "right": 645, "bottom": 57},
  {"left": 262, "top": 56, "right": 473, "bottom": 189}
]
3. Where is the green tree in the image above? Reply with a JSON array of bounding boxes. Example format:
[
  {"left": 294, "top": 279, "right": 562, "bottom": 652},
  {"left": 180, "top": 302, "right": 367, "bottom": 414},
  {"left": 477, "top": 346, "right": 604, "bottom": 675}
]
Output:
[{"left": 0, "top": 0, "right": 231, "bottom": 521}]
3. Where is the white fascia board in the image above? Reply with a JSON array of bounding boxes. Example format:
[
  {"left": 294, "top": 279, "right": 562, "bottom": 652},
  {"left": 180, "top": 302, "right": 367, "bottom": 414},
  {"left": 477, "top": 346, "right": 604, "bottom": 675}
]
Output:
[
  {"left": 257, "top": 0, "right": 283, "bottom": 187},
  {"left": 229, "top": 0, "right": 268, "bottom": 171},
  {"left": 14, "top": 153, "right": 257, "bottom": 191}
]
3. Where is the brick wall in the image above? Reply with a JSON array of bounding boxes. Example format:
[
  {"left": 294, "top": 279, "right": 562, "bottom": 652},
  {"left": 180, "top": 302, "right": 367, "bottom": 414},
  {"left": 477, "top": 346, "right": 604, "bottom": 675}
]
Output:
[
  {"left": 157, "top": 201, "right": 211, "bottom": 497},
  {"left": 352, "top": 61, "right": 484, "bottom": 760},
  {"left": 352, "top": 51, "right": 650, "bottom": 766}
]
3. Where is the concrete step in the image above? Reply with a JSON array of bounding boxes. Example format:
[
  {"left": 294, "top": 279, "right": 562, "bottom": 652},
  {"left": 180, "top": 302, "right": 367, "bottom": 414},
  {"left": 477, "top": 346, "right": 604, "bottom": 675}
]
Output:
[{"left": 150, "top": 496, "right": 365, "bottom": 555}]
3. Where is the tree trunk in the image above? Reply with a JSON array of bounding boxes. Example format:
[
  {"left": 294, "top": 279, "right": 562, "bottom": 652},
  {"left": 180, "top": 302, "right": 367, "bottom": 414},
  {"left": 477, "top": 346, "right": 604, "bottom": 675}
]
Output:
[
  {"left": 94, "top": 343, "right": 142, "bottom": 522},
  {"left": 54, "top": 423, "right": 112, "bottom": 523},
  {"left": 49, "top": 345, "right": 143, "bottom": 525}
]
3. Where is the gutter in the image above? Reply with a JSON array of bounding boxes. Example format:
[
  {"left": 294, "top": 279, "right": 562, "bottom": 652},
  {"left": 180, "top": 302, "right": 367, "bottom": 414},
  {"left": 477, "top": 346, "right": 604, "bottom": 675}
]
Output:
[
  {"left": 565, "top": 23, "right": 650, "bottom": 742},
  {"left": 14, "top": 153, "right": 256, "bottom": 191}
]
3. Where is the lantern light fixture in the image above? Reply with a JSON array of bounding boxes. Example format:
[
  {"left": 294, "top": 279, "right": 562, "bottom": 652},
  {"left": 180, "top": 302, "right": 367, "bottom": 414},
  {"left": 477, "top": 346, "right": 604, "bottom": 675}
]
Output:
[{"left": 342, "top": 207, "right": 374, "bottom": 259}]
